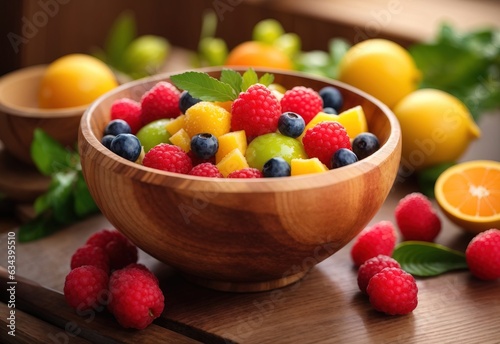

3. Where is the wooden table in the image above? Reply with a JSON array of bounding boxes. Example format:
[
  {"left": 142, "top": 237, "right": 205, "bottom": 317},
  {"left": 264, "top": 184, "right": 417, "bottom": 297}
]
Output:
[{"left": 1, "top": 108, "right": 499, "bottom": 343}]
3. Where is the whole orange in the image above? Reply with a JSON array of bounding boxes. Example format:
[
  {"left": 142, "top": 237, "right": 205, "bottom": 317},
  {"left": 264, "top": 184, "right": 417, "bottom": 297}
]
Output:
[{"left": 225, "top": 41, "right": 293, "bottom": 70}]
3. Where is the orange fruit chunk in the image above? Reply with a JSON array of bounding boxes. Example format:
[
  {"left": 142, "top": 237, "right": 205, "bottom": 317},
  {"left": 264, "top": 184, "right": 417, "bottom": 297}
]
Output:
[
  {"left": 435, "top": 160, "right": 500, "bottom": 234},
  {"left": 225, "top": 41, "right": 293, "bottom": 70}
]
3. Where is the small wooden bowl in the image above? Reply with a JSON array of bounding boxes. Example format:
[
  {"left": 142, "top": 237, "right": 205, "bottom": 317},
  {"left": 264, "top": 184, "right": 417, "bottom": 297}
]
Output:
[
  {"left": 0, "top": 65, "right": 86, "bottom": 165},
  {"left": 79, "top": 68, "right": 401, "bottom": 292}
]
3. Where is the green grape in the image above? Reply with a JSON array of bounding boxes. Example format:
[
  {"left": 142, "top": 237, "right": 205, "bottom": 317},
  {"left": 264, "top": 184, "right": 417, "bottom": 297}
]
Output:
[
  {"left": 252, "top": 19, "right": 285, "bottom": 45},
  {"left": 274, "top": 32, "right": 302, "bottom": 58},
  {"left": 136, "top": 119, "right": 172, "bottom": 153},
  {"left": 199, "top": 37, "right": 228, "bottom": 66},
  {"left": 122, "top": 35, "right": 170, "bottom": 79}
]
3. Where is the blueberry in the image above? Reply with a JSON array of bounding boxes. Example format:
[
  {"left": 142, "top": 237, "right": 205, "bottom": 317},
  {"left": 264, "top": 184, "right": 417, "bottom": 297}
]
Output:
[
  {"left": 262, "top": 157, "right": 291, "bottom": 177},
  {"left": 101, "top": 134, "right": 115, "bottom": 149},
  {"left": 179, "top": 91, "right": 202, "bottom": 114},
  {"left": 278, "top": 112, "right": 305, "bottom": 138},
  {"left": 331, "top": 148, "right": 358, "bottom": 169},
  {"left": 104, "top": 119, "right": 131, "bottom": 136},
  {"left": 352, "top": 133, "right": 380, "bottom": 160},
  {"left": 190, "top": 133, "right": 218, "bottom": 159},
  {"left": 322, "top": 107, "right": 338, "bottom": 115},
  {"left": 319, "top": 86, "right": 343, "bottom": 112},
  {"left": 109, "top": 133, "right": 142, "bottom": 162}
]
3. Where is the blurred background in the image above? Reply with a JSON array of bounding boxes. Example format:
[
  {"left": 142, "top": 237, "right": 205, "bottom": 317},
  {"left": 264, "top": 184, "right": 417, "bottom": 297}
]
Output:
[{"left": 2, "top": 0, "right": 499, "bottom": 75}]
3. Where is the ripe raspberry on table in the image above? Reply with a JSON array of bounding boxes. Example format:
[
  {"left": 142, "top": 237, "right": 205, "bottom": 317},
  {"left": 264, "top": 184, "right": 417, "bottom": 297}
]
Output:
[
  {"left": 366, "top": 267, "right": 418, "bottom": 315},
  {"left": 142, "top": 143, "right": 193, "bottom": 174},
  {"left": 231, "top": 83, "right": 282, "bottom": 138},
  {"left": 350, "top": 221, "right": 397, "bottom": 267},
  {"left": 70, "top": 244, "right": 110, "bottom": 274},
  {"left": 302, "top": 121, "right": 351, "bottom": 166},
  {"left": 280, "top": 86, "right": 323, "bottom": 124},
  {"left": 140, "top": 81, "right": 181, "bottom": 125},
  {"left": 85, "top": 229, "right": 138, "bottom": 270},
  {"left": 395, "top": 192, "right": 441, "bottom": 242},
  {"left": 110, "top": 98, "right": 142, "bottom": 134},
  {"left": 64, "top": 265, "right": 109, "bottom": 311},
  {"left": 108, "top": 266, "right": 165, "bottom": 329},
  {"left": 465, "top": 228, "right": 500, "bottom": 281},
  {"left": 357, "top": 255, "right": 401, "bottom": 293}
]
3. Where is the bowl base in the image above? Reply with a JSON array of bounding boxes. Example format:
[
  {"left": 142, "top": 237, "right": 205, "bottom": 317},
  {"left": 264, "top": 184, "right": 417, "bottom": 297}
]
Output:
[{"left": 182, "top": 270, "right": 310, "bottom": 293}]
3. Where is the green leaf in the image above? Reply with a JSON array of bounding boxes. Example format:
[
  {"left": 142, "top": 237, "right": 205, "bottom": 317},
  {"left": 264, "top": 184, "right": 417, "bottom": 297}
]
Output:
[
  {"left": 392, "top": 241, "right": 468, "bottom": 277},
  {"left": 49, "top": 171, "right": 77, "bottom": 224},
  {"left": 31, "top": 129, "right": 75, "bottom": 175},
  {"left": 170, "top": 71, "right": 237, "bottom": 101},
  {"left": 241, "top": 68, "right": 259, "bottom": 92},
  {"left": 73, "top": 171, "right": 99, "bottom": 217},
  {"left": 104, "top": 11, "right": 136, "bottom": 70},
  {"left": 220, "top": 69, "right": 242, "bottom": 94},
  {"left": 258, "top": 73, "right": 274, "bottom": 87},
  {"left": 18, "top": 211, "right": 63, "bottom": 242}
]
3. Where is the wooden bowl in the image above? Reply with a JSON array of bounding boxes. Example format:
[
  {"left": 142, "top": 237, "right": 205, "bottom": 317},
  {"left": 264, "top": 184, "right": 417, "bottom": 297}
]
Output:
[
  {"left": 79, "top": 68, "right": 401, "bottom": 292},
  {"left": 0, "top": 65, "right": 86, "bottom": 165}
]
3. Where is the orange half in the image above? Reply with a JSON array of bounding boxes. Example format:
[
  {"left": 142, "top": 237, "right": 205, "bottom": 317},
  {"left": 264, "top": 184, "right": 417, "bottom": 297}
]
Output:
[{"left": 435, "top": 160, "right": 500, "bottom": 234}]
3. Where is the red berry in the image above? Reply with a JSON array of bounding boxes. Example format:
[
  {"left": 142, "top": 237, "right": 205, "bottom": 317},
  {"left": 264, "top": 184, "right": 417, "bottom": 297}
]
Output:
[
  {"left": 188, "top": 162, "right": 224, "bottom": 178},
  {"left": 123, "top": 263, "right": 160, "bottom": 285},
  {"left": 110, "top": 98, "right": 142, "bottom": 134},
  {"left": 64, "top": 266, "right": 109, "bottom": 311},
  {"left": 280, "top": 86, "right": 323, "bottom": 124},
  {"left": 465, "top": 228, "right": 500, "bottom": 281},
  {"left": 231, "top": 84, "right": 281, "bottom": 139},
  {"left": 227, "top": 168, "right": 263, "bottom": 178},
  {"left": 350, "top": 221, "right": 397, "bottom": 267},
  {"left": 302, "top": 121, "right": 351, "bottom": 165},
  {"left": 143, "top": 143, "right": 193, "bottom": 174},
  {"left": 366, "top": 267, "right": 418, "bottom": 315},
  {"left": 70, "top": 244, "right": 110, "bottom": 274},
  {"left": 108, "top": 267, "right": 165, "bottom": 329},
  {"left": 357, "top": 255, "right": 401, "bottom": 293},
  {"left": 86, "top": 229, "right": 138, "bottom": 270},
  {"left": 141, "top": 81, "right": 181, "bottom": 125},
  {"left": 395, "top": 192, "right": 441, "bottom": 242}
]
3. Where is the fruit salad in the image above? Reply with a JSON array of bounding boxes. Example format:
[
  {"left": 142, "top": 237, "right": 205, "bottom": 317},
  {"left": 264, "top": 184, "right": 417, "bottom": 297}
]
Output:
[{"left": 101, "top": 69, "right": 380, "bottom": 178}]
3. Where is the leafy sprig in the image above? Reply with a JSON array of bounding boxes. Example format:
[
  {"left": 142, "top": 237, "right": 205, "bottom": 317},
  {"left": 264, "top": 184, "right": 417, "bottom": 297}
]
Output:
[
  {"left": 18, "top": 129, "right": 99, "bottom": 242},
  {"left": 170, "top": 68, "right": 274, "bottom": 102}
]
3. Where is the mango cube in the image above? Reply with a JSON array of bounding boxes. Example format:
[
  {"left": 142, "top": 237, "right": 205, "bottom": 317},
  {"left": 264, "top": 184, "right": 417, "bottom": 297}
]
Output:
[
  {"left": 291, "top": 158, "right": 329, "bottom": 176},
  {"left": 216, "top": 130, "right": 247, "bottom": 164},
  {"left": 216, "top": 148, "right": 249, "bottom": 177},
  {"left": 165, "top": 114, "right": 185, "bottom": 136},
  {"left": 169, "top": 128, "right": 191, "bottom": 153}
]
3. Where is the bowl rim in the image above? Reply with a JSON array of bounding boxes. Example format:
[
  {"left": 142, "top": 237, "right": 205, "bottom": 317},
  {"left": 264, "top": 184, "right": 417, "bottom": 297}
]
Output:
[
  {"left": 0, "top": 64, "right": 89, "bottom": 117},
  {"left": 80, "top": 67, "right": 401, "bottom": 193}
]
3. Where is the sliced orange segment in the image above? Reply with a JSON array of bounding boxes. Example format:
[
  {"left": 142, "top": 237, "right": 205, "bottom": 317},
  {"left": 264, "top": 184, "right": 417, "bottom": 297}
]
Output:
[{"left": 435, "top": 160, "right": 500, "bottom": 234}]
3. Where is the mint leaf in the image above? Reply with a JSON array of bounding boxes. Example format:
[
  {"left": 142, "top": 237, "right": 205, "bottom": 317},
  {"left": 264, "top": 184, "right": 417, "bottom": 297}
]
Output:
[
  {"left": 74, "top": 171, "right": 99, "bottom": 217},
  {"left": 220, "top": 69, "right": 242, "bottom": 95},
  {"left": 31, "top": 129, "right": 75, "bottom": 175},
  {"left": 18, "top": 211, "right": 63, "bottom": 242},
  {"left": 241, "top": 68, "right": 259, "bottom": 91},
  {"left": 170, "top": 71, "right": 237, "bottom": 101},
  {"left": 50, "top": 171, "right": 77, "bottom": 224},
  {"left": 105, "top": 11, "right": 136, "bottom": 70},
  {"left": 258, "top": 73, "right": 274, "bottom": 87},
  {"left": 393, "top": 241, "right": 468, "bottom": 277}
]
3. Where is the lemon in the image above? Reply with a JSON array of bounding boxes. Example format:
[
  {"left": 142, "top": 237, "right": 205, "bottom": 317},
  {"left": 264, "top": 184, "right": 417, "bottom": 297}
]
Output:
[
  {"left": 393, "top": 89, "right": 481, "bottom": 171},
  {"left": 338, "top": 39, "right": 421, "bottom": 108},
  {"left": 39, "top": 54, "right": 118, "bottom": 109}
]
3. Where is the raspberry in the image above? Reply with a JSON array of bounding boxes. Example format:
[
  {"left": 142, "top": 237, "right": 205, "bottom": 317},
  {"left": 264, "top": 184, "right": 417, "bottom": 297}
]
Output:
[
  {"left": 280, "top": 86, "right": 323, "bottom": 124},
  {"left": 188, "top": 162, "right": 223, "bottom": 178},
  {"left": 110, "top": 98, "right": 142, "bottom": 134},
  {"left": 227, "top": 168, "right": 263, "bottom": 178},
  {"left": 140, "top": 81, "right": 181, "bottom": 125},
  {"left": 366, "top": 267, "right": 418, "bottom": 315},
  {"left": 357, "top": 255, "right": 401, "bottom": 293},
  {"left": 465, "top": 228, "right": 500, "bottom": 281},
  {"left": 70, "top": 244, "right": 110, "bottom": 274},
  {"left": 108, "top": 267, "right": 165, "bottom": 329},
  {"left": 350, "top": 221, "right": 397, "bottom": 267},
  {"left": 86, "top": 229, "right": 138, "bottom": 270},
  {"left": 142, "top": 143, "right": 192, "bottom": 174},
  {"left": 302, "top": 122, "right": 352, "bottom": 165},
  {"left": 64, "top": 266, "right": 109, "bottom": 311},
  {"left": 123, "top": 263, "right": 160, "bottom": 285},
  {"left": 231, "top": 84, "right": 281, "bottom": 139},
  {"left": 395, "top": 192, "right": 441, "bottom": 242}
]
